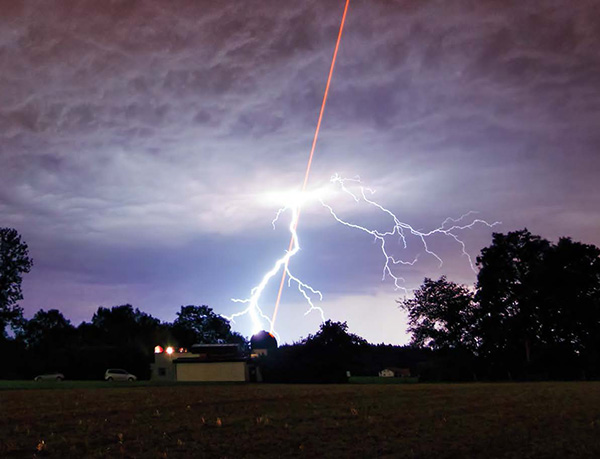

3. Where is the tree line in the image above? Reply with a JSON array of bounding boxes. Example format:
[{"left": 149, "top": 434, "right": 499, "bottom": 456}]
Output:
[
  {"left": 258, "top": 320, "right": 432, "bottom": 383},
  {"left": 1, "top": 227, "right": 425, "bottom": 381},
  {"left": 1, "top": 303, "right": 247, "bottom": 380},
  {"left": 2, "top": 226, "right": 600, "bottom": 381}
]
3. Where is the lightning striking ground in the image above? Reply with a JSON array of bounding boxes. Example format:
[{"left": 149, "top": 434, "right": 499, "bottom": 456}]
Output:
[{"left": 226, "top": 202, "right": 325, "bottom": 339}]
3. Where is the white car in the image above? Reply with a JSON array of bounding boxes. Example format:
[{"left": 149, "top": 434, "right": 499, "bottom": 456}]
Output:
[
  {"left": 34, "top": 372, "right": 65, "bottom": 381},
  {"left": 104, "top": 369, "right": 137, "bottom": 382}
]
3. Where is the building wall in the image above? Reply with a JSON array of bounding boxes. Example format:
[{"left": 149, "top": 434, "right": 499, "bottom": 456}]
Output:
[
  {"left": 151, "top": 352, "right": 183, "bottom": 381},
  {"left": 176, "top": 362, "right": 247, "bottom": 382},
  {"left": 151, "top": 363, "right": 175, "bottom": 381}
]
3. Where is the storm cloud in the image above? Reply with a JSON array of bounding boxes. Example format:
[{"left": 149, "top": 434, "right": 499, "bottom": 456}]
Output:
[{"left": 2, "top": 0, "right": 599, "bottom": 343}]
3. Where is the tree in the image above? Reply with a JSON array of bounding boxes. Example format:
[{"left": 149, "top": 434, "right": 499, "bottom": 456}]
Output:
[
  {"left": 475, "top": 229, "right": 551, "bottom": 375},
  {"left": 398, "top": 277, "right": 479, "bottom": 381},
  {"left": 398, "top": 276, "right": 477, "bottom": 351},
  {"left": 259, "top": 321, "right": 366, "bottom": 383},
  {"left": 20, "top": 309, "right": 74, "bottom": 350},
  {"left": 538, "top": 237, "right": 600, "bottom": 377},
  {"left": 302, "top": 320, "right": 367, "bottom": 382},
  {"left": 79, "top": 305, "right": 165, "bottom": 379},
  {"left": 89, "top": 304, "right": 163, "bottom": 347},
  {"left": 0, "top": 228, "right": 33, "bottom": 336},
  {"left": 18, "top": 309, "right": 75, "bottom": 376},
  {"left": 171, "top": 305, "right": 243, "bottom": 347},
  {"left": 302, "top": 320, "right": 367, "bottom": 348},
  {"left": 475, "top": 229, "right": 600, "bottom": 379}
]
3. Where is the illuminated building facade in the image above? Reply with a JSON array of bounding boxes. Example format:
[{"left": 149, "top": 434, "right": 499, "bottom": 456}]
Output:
[
  {"left": 151, "top": 344, "right": 249, "bottom": 382},
  {"left": 151, "top": 332, "right": 279, "bottom": 382}
]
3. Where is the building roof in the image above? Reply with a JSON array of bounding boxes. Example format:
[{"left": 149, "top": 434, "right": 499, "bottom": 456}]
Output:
[
  {"left": 173, "top": 357, "right": 247, "bottom": 364},
  {"left": 191, "top": 343, "right": 240, "bottom": 348},
  {"left": 383, "top": 367, "right": 410, "bottom": 372},
  {"left": 190, "top": 343, "right": 241, "bottom": 355}
]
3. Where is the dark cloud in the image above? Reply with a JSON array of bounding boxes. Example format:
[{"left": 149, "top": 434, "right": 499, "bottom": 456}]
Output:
[{"left": 1, "top": 0, "right": 599, "bottom": 342}]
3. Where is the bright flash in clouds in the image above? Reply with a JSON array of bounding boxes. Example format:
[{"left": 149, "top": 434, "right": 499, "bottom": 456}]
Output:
[
  {"left": 226, "top": 174, "right": 500, "bottom": 337},
  {"left": 261, "top": 186, "right": 335, "bottom": 209}
]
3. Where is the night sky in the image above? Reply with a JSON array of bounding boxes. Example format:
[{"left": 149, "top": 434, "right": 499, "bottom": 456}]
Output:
[{"left": 2, "top": 0, "right": 599, "bottom": 344}]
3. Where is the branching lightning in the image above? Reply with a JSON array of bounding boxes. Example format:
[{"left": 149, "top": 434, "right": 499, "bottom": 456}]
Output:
[
  {"left": 227, "top": 175, "right": 500, "bottom": 336},
  {"left": 322, "top": 174, "right": 501, "bottom": 287},
  {"left": 226, "top": 202, "right": 325, "bottom": 339}
]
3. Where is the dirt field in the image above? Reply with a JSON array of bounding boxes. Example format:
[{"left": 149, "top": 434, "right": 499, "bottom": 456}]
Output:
[{"left": 1, "top": 382, "right": 599, "bottom": 458}]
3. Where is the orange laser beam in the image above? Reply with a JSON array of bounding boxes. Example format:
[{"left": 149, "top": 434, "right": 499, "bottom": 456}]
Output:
[{"left": 270, "top": 0, "right": 350, "bottom": 332}]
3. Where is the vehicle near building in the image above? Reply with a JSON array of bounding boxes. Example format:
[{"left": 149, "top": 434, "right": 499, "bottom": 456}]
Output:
[
  {"left": 34, "top": 372, "right": 65, "bottom": 381},
  {"left": 104, "top": 369, "right": 137, "bottom": 381}
]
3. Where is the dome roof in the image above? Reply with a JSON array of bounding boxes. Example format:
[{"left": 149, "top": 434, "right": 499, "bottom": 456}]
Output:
[{"left": 251, "top": 330, "right": 278, "bottom": 349}]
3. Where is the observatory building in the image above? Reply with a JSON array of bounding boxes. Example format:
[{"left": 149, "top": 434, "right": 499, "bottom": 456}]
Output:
[
  {"left": 151, "top": 344, "right": 248, "bottom": 382},
  {"left": 150, "top": 332, "right": 278, "bottom": 382}
]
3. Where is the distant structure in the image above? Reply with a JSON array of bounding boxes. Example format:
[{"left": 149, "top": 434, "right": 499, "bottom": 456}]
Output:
[
  {"left": 250, "top": 330, "right": 278, "bottom": 357},
  {"left": 150, "top": 332, "right": 279, "bottom": 383},
  {"left": 379, "top": 367, "right": 411, "bottom": 378},
  {"left": 151, "top": 344, "right": 257, "bottom": 382}
]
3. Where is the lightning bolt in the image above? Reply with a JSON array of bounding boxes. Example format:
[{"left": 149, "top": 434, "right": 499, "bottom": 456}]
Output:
[
  {"left": 226, "top": 202, "right": 325, "bottom": 339},
  {"left": 227, "top": 175, "right": 500, "bottom": 337}
]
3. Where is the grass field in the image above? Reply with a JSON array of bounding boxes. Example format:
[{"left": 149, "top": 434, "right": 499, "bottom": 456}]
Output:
[
  {"left": 0, "top": 380, "right": 243, "bottom": 391},
  {"left": 349, "top": 376, "right": 419, "bottom": 384},
  {"left": 1, "top": 382, "right": 599, "bottom": 458}
]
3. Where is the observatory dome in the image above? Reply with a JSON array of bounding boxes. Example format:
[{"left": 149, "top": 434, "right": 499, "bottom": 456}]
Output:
[{"left": 251, "top": 330, "right": 278, "bottom": 350}]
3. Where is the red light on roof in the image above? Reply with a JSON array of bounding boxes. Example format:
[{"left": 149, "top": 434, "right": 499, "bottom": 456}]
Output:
[{"left": 154, "top": 345, "right": 164, "bottom": 354}]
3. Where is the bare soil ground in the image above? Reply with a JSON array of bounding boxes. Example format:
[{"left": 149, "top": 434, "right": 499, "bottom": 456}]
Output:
[{"left": 1, "top": 382, "right": 599, "bottom": 458}]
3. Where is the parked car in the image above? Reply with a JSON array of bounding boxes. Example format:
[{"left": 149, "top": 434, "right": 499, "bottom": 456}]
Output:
[
  {"left": 104, "top": 369, "right": 137, "bottom": 382},
  {"left": 34, "top": 372, "right": 65, "bottom": 382}
]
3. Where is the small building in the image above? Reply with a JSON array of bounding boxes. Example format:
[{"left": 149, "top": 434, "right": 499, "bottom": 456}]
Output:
[
  {"left": 151, "top": 332, "right": 279, "bottom": 383},
  {"left": 379, "top": 367, "right": 411, "bottom": 378},
  {"left": 151, "top": 344, "right": 252, "bottom": 382}
]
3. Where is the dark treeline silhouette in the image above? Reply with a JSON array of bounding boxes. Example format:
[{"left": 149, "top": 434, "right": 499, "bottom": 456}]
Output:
[
  {"left": 0, "top": 304, "right": 247, "bottom": 380},
  {"left": 399, "top": 229, "right": 600, "bottom": 381},
  {"left": 259, "top": 320, "right": 431, "bottom": 383},
  {"left": 2, "top": 226, "right": 600, "bottom": 382}
]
